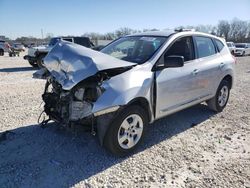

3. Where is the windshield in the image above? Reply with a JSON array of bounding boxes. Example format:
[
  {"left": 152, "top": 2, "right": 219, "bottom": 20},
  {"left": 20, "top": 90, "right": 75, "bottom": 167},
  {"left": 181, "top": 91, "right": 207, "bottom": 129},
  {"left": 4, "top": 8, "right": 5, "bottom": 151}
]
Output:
[
  {"left": 48, "top": 38, "right": 61, "bottom": 46},
  {"left": 226, "top": 43, "right": 232, "bottom": 47},
  {"left": 101, "top": 36, "right": 167, "bottom": 64},
  {"left": 235, "top": 44, "right": 246, "bottom": 48}
]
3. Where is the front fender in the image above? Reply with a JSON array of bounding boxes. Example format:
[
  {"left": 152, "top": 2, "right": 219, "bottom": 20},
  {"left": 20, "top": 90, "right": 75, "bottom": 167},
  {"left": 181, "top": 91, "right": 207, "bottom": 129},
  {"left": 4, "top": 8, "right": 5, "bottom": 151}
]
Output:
[{"left": 92, "top": 64, "right": 154, "bottom": 114}]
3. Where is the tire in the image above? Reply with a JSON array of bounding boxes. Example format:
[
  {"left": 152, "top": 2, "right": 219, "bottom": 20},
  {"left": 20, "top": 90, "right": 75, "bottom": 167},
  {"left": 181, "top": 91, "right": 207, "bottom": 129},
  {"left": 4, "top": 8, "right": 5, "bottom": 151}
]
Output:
[
  {"left": 28, "top": 61, "right": 38, "bottom": 68},
  {"left": 0, "top": 49, "right": 4, "bottom": 56},
  {"left": 103, "top": 105, "right": 148, "bottom": 156},
  {"left": 207, "top": 80, "right": 230, "bottom": 112},
  {"left": 37, "top": 54, "right": 46, "bottom": 68},
  {"left": 242, "top": 51, "right": 245, "bottom": 56}
]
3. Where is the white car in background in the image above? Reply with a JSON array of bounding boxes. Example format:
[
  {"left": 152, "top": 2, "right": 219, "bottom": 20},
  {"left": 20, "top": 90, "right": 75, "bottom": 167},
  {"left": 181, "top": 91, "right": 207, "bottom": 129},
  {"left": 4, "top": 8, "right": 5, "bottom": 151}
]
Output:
[
  {"left": 226, "top": 42, "right": 236, "bottom": 55},
  {"left": 234, "top": 43, "right": 250, "bottom": 56},
  {"left": 12, "top": 43, "right": 25, "bottom": 52}
]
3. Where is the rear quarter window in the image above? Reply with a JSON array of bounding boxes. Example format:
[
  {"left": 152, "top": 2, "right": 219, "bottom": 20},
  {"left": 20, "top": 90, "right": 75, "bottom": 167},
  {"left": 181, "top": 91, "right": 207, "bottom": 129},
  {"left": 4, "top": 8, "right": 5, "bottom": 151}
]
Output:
[
  {"left": 215, "top": 39, "right": 225, "bottom": 52},
  {"left": 194, "top": 36, "right": 216, "bottom": 58}
]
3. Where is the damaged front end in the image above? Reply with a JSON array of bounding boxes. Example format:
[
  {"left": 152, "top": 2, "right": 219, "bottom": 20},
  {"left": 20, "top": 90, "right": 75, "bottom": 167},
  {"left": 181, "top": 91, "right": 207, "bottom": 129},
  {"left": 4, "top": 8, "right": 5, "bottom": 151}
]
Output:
[
  {"left": 34, "top": 40, "right": 155, "bottom": 148},
  {"left": 42, "top": 75, "right": 102, "bottom": 126},
  {"left": 35, "top": 41, "right": 135, "bottom": 128},
  {"left": 41, "top": 68, "right": 129, "bottom": 126}
]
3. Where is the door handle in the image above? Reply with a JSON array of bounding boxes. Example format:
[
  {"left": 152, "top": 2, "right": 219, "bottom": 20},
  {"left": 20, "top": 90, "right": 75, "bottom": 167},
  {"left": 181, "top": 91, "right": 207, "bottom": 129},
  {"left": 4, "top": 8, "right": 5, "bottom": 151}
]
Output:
[
  {"left": 192, "top": 69, "right": 199, "bottom": 75},
  {"left": 219, "top": 62, "right": 225, "bottom": 69}
]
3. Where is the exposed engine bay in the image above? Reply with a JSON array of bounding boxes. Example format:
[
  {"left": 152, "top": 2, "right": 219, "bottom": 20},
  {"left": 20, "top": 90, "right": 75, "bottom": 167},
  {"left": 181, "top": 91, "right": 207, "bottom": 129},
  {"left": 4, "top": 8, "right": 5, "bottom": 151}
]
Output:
[
  {"left": 42, "top": 78, "right": 100, "bottom": 124},
  {"left": 41, "top": 67, "right": 131, "bottom": 125}
]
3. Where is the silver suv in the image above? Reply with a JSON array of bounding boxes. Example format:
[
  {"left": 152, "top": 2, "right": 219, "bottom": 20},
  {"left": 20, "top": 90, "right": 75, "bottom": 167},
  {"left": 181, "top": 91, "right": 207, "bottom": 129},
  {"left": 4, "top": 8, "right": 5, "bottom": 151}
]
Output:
[{"left": 36, "top": 30, "right": 235, "bottom": 156}]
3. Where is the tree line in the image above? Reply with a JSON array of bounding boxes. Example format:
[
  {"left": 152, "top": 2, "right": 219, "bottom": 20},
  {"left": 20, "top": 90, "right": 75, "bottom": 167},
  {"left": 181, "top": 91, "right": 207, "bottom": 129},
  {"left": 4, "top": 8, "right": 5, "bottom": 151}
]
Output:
[
  {"left": 13, "top": 18, "right": 250, "bottom": 45},
  {"left": 82, "top": 18, "right": 250, "bottom": 43}
]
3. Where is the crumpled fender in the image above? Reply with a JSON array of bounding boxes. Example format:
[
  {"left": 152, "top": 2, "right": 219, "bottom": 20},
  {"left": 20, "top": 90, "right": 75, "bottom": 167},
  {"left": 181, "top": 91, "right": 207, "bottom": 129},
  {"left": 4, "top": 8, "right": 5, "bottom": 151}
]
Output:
[{"left": 92, "top": 64, "right": 154, "bottom": 114}]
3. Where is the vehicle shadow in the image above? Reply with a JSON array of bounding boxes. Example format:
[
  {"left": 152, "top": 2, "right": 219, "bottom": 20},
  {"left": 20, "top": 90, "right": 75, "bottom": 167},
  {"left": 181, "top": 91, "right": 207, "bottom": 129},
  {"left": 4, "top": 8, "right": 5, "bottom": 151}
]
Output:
[
  {"left": 0, "top": 103, "right": 215, "bottom": 187},
  {"left": 0, "top": 67, "right": 37, "bottom": 73}
]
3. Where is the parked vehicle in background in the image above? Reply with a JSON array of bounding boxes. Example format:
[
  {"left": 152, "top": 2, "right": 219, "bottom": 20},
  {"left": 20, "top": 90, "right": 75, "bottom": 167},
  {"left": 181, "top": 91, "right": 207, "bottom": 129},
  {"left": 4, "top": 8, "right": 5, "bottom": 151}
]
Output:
[
  {"left": 0, "top": 40, "right": 10, "bottom": 56},
  {"left": 92, "top": 45, "right": 105, "bottom": 51},
  {"left": 34, "top": 30, "right": 235, "bottom": 156},
  {"left": 27, "top": 43, "right": 36, "bottom": 48},
  {"left": 12, "top": 43, "right": 25, "bottom": 52},
  {"left": 24, "top": 36, "right": 95, "bottom": 67},
  {"left": 235, "top": 43, "right": 250, "bottom": 56},
  {"left": 226, "top": 42, "right": 236, "bottom": 55}
]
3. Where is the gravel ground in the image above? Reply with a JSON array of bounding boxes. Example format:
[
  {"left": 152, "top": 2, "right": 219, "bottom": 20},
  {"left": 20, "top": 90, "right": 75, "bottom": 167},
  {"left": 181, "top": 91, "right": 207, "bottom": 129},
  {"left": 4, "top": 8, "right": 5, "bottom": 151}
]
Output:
[{"left": 0, "top": 52, "right": 249, "bottom": 188}]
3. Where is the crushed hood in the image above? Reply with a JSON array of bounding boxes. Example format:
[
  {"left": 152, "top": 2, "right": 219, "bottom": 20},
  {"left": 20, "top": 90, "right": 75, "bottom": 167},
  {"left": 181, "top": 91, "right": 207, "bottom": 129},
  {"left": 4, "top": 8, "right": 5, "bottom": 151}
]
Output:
[{"left": 42, "top": 41, "right": 136, "bottom": 90}]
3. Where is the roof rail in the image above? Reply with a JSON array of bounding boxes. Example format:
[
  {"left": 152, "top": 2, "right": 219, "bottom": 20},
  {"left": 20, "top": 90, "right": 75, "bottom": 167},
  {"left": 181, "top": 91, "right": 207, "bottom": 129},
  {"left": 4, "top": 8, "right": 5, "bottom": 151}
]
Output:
[{"left": 174, "top": 28, "right": 196, "bottom": 32}]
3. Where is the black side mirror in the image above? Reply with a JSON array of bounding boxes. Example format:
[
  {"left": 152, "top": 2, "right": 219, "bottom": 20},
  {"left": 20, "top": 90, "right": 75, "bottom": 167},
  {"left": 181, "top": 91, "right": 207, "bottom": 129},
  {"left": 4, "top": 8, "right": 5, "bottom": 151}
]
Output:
[
  {"left": 152, "top": 55, "right": 184, "bottom": 71},
  {"left": 164, "top": 55, "right": 184, "bottom": 68}
]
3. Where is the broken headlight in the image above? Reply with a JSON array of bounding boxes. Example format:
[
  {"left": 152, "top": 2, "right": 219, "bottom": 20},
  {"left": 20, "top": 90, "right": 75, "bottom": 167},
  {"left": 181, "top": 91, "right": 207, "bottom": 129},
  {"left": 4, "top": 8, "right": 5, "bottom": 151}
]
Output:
[
  {"left": 74, "top": 88, "right": 85, "bottom": 101},
  {"left": 69, "top": 85, "right": 104, "bottom": 120},
  {"left": 74, "top": 86, "right": 103, "bottom": 102}
]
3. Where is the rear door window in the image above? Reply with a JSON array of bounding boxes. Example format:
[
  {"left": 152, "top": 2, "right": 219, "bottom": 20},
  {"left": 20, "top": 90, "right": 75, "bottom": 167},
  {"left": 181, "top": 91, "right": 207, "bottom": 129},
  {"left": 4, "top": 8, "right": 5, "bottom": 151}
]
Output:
[{"left": 194, "top": 36, "right": 216, "bottom": 58}]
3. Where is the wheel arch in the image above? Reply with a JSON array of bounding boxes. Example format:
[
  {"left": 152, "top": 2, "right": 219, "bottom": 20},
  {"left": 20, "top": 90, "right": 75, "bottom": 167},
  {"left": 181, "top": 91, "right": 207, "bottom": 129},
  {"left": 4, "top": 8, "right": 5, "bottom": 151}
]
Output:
[
  {"left": 127, "top": 97, "right": 152, "bottom": 123},
  {"left": 96, "top": 97, "right": 152, "bottom": 146},
  {"left": 222, "top": 74, "right": 233, "bottom": 89}
]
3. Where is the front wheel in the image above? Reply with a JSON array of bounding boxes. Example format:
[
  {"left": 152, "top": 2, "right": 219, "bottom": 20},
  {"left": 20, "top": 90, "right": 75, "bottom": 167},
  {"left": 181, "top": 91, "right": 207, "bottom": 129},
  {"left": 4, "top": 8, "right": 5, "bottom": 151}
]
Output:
[
  {"left": 207, "top": 80, "right": 230, "bottom": 112},
  {"left": 28, "top": 60, "right": 38, "bottom": 68},
  {"left": 103, "top": 105, "right": 148, "bottom": 156},
  {"left": 37, "top": 54, "right": 46, "bottom": 68},
  {"left": 0, "top": 49, "right": 4, "bottom": 56}
]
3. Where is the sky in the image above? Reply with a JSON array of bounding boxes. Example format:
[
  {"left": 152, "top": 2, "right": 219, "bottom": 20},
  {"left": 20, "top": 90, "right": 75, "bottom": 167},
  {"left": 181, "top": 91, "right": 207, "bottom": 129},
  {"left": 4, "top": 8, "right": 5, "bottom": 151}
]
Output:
[{"left": 0, "top": 0, "right": 250, "bottom": 39}]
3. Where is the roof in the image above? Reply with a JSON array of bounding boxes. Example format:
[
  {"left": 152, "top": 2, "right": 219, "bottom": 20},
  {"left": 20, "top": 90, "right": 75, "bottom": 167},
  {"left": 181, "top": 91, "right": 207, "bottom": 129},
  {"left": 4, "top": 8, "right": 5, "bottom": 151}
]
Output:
[
  {"left": 53, "top": 36, "right": 90, "bottom": 39},
  {"left": 127, "top": 30, "right": 220, "bottom": 39},
  {"left": 128, "top": 30, "right": 175, "bottom": 37}
]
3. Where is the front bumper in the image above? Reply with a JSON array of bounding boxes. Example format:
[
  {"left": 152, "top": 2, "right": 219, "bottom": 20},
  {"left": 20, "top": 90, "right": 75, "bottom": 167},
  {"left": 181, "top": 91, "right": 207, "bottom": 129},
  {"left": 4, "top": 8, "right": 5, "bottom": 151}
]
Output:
[
  {"left": 24, "top": 55, "right": 37, "bottom": 62},
  {"left": 42, "top": 90, "right": 120, "bottom": 124},
  {"left": 234, "top": 51, "right": 244, "bottom": 56}
]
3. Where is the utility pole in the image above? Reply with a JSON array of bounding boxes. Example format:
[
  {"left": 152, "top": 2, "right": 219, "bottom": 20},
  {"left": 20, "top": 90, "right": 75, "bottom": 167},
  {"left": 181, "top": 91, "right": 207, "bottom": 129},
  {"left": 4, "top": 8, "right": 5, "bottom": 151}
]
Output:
[
  {"left": 41, "top": 29, "right": 44, "bottom": 39},
  {"left": 41, "top": 29, "right": 44, "bottom": 44}
]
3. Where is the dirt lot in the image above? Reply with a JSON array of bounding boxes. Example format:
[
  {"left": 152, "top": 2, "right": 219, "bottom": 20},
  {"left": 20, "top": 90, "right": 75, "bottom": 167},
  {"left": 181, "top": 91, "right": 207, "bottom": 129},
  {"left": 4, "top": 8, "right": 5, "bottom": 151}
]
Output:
[{"left": 0, "top": 52, "right": 249, "bottom": 188}]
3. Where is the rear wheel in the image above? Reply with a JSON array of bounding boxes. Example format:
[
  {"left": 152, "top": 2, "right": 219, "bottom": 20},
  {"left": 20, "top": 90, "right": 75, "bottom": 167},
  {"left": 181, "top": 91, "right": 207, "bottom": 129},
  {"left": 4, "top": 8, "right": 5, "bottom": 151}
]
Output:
[
  {"left": 103, "top": 105, "right": 148, "bottom": 156},
  {"left": 207, "top": 80, "right": 230, "bottom": 112}
]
